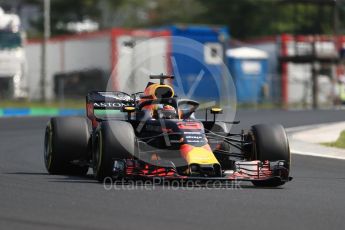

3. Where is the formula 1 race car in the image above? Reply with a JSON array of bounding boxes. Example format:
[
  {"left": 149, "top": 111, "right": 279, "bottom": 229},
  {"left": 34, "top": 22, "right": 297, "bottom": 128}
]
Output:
[{"left": 44, "top": 74, "right": 292, "bottom": 187}]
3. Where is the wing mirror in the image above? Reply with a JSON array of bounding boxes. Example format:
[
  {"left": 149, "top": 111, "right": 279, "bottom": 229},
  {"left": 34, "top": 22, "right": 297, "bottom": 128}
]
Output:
[
  {"left": 206, "top": 107, "right": 223, "bottom": 122},
  {"left": 210, "top": 108, "right": 223, "bottom": 114}
]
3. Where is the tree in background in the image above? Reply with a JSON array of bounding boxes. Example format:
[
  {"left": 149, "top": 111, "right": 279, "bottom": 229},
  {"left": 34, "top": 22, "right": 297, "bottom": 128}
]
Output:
[
  {"left": 0, "top": 0, "right": 343, "bottom": 39},
  {"left": 98, "top": 0, "right": 204, "bottom": 28},
  {"left": 197, "top": 0, "right": 338, "bottom": 39},
  {"left": 0, "top": 0, "right": 203, "bottom": 37},
  {"left": 29, "top": 0, "right": 101, "bottom": 36},
  {"left": 0, "top": 0, "right": 105, "bottom": 36}
]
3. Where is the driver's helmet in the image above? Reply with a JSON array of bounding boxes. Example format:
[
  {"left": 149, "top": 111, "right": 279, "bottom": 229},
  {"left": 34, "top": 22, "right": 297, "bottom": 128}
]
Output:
[{"left": 152, "top": 104, "right": 177, "bottom": 119}]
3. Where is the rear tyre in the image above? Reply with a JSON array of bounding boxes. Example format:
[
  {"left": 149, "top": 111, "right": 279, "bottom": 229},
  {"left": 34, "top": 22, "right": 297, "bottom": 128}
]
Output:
[
  {"left": 44, "top": 117, "right": 90, "bottom": 176},
  {"left": 250, "top": 124, "right": 290, "bottom": 187},
  {"left": 93, "top": 121, "right": 135, "bottom": 182}
]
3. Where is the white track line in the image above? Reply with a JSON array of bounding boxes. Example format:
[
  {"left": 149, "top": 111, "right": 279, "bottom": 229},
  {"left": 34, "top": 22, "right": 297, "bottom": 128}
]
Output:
[
  {"left": 291, "top": 149, "right": 345, "bottom": 161},
  {"left": 287, "top": 123, "right": 345, "bottom": 161}
]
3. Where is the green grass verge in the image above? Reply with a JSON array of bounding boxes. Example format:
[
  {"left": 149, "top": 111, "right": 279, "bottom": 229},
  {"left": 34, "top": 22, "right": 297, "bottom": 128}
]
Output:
[
  {"left": 322, "top": 131, "right": 345, "bottom": 149},
  {"left": 237, "top": 102, "right": 281, "bottom": 110},
  {"left": 0, "top": 99, "right": 84, "bottom": 109},
  {"left": 30, "top": 108, "right": 60, "bottom": 116}
]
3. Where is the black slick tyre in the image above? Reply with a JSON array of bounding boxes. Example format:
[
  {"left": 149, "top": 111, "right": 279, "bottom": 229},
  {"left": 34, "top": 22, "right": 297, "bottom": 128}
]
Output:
[
  {"left": 93, "top": 121, "right": 135, "bottom": 182},
  {"left": 44, "top": 117, "right": 90, "bottom": 176},
  {"left": 250, "top": 124, "right": 290, "bottom": 187}
]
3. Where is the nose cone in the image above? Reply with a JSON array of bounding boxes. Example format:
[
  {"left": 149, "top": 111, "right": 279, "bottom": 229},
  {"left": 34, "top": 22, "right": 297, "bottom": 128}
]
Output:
[{"left": 180, "top": 144, "right": 219, "bottom": 165}]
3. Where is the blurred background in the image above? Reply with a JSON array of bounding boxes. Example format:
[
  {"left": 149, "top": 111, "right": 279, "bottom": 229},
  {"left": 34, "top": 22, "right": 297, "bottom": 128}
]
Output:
[{"left": 1, "top": 0, "right": 345, "bottom": 116}]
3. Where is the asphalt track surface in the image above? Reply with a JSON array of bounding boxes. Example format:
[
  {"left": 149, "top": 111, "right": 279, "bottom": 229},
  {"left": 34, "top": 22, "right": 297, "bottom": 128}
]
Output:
[{"left": 1, "top": 109, "right": 345, "bottom": 230}]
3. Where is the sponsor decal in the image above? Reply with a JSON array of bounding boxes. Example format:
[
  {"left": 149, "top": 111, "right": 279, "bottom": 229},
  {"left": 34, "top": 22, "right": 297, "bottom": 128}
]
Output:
[
  {"left": 184, "top": 134, "right": 205, "bottom": 144},
  {"left": 99, "top": 92, "right": 132, "bottom": 101},
  {"left": 183, "top": 132, "right": 202, "bottom": 135},
  {"left": 145, "top": 125, "right": 162, "bottom": 132},
  {"left": 93, "top": 102, "right": 124, "bottom": 108}
]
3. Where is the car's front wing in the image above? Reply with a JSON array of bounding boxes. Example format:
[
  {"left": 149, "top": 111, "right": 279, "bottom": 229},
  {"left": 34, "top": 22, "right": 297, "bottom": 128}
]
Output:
[{"left": 112, "top": 159, "right": 292, "bottom": 184}]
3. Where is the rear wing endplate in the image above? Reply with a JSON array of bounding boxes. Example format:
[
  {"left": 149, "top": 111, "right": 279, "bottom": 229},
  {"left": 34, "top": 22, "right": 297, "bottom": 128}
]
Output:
[{"left": 86, "top": 91, "right": 134, "bottom": 119}]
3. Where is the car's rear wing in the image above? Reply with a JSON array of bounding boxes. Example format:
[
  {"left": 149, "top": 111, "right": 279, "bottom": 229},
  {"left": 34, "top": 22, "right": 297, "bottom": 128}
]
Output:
[{"left": 86, "top": 91, "right": 134, "bottom": 121}]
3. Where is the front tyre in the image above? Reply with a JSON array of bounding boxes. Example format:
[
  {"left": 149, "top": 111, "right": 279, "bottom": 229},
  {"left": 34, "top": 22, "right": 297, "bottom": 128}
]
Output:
[
  {"left": 93, "top": 121, "right": 136, "bottom": 182},
  {"left": 250, "top": 124, "right": 290, "bottom": 187}
]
